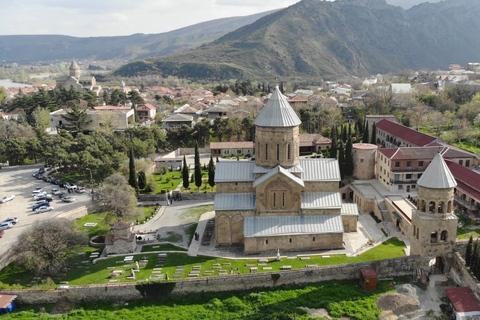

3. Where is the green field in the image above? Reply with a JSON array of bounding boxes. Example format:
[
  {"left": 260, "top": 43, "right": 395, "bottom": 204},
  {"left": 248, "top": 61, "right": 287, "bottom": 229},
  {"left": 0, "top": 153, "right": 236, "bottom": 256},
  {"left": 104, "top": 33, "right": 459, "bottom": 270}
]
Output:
[
  {"left": 4, "top": 279, "right": 402, "bottom": 319},
  {"left": 151, "top": 171, "right": 182, "bottom": 194}
]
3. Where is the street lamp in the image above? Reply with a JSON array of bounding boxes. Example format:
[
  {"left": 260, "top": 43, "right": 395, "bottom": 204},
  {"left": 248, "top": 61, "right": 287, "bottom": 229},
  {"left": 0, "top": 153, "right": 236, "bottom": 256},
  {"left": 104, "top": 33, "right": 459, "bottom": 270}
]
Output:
[{"left": 86, "top": 168, "right": 94, "bottom": 201}]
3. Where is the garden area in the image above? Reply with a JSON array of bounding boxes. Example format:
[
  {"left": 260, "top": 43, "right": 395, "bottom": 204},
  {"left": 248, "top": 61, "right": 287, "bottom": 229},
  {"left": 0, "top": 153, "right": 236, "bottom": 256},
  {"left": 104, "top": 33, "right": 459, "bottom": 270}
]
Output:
[
  {"left": 457, "top": 215, "right": 480, "bottom": 239},
  {"left": 150, "top": 171, "right": 182, "bottom": 194}
]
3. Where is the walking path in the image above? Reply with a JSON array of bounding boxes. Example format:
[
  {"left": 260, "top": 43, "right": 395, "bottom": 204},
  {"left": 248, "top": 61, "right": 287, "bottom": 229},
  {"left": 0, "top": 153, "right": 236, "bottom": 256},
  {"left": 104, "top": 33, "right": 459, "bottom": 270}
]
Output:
[{"left": 187, "top": 211, "right": 215, "bottom": 256}]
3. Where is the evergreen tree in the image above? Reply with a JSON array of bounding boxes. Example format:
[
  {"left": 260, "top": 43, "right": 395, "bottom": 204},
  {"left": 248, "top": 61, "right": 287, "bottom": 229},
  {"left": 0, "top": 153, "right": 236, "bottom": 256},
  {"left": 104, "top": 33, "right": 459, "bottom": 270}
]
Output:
[
  {"left": 345, "top": 137, "right": 354, "bottom": 177},
  {"left": 279, "top": 82, "right": 284, "bottom": 94},
  {"left": 348, "top": 123, "right": 352, "bottom": 138},
  {"left": 208, "top": 156, "right": 215, "bottom": 190},
  {"left": 61, "top": 105, "right": 91, "bottom": 134},
  {"left": 341, "top": 125, "right": 347, "bottom": 142},
  {"left": 182, "top": 156, "right": 189, "bottom": 190},
  {"left": 475, "top": 244, "right": 480, "bottom": 279},
  {"left": 363, "top": 122, "right": 369, "bottom": 143},
  {"left": 138, "top": 171, "right": 147, "bottom": 190},
  {"left": 466, "top": 235, "right": 474, "bottom": 267},
  {"left": 330, "top": 137, "right": 337, "bottom": 159},
  {"left": 128, "top": 146, "right": 138, "bottom": 190},
  {"left": 194, "top": 142, "right": 202, "bottom": 191},
  {"left": 338, "top": 141, "right": 345, "bottom": 181},
  {"left": 370, "top": 122, "right": 377, "bottom": 145},
  {"left": 472, "top": 240, "right": 479, "bottom": 273}
]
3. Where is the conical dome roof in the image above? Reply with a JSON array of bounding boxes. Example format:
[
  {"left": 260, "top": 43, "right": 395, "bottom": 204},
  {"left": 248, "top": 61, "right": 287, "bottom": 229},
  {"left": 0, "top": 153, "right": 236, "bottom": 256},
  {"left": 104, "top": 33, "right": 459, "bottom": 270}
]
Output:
[
  {"left": 254, "top": 87, "right": 301, "bottom": 127},
  {"left": 69, "top": 59, "right": 80, "bottom": 70},
  {"left": 417, "top": 153, "right": 457, "bottom": 189}
]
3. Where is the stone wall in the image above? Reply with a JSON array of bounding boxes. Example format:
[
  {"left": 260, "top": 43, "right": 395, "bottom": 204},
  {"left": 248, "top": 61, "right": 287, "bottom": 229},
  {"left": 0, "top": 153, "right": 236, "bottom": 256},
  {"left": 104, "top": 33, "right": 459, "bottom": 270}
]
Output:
[
  {"left": 138, "top": 194, "right": 168, "bottom": 202},
  {"left": 180, "top": 193, "right": 215, "bottom": 201},
  {"left": 176, "top": 148, "right": 210, "bottom": 156},
  {"left": 449, "top": 252, "right": 480, "bottom": 296},
  {"left": 0, "top": 256, "right": 424, "bottom": 304}
]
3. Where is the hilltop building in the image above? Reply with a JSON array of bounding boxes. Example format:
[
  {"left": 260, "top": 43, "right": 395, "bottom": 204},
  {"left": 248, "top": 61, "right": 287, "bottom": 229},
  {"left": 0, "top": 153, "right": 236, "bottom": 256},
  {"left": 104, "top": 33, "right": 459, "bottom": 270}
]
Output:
[
  {"left": 55, "top": 60, "right": 101, "bottom": 95},
  {"left": 214, "top": 87, "right": 358, "bottom": 254}
]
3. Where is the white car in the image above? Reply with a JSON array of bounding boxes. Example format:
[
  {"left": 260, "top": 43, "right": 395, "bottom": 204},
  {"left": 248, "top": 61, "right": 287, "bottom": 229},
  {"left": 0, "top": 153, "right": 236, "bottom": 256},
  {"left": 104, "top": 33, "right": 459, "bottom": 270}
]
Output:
[
  {"left": 51, "top": 188, "right": 61, "bottom": 195},
  {"left": 0, "top": 195, "right": 15, "bottom": 203},
  {"left": 65, "top": 183, "right": 77, "bottom": 191},
  {"left": 35, "top": 206, "right": 54, "bottom": 213},
  {"left": 33, "top": 193, "right": 51, "bottom": 201},
  {"left": 0, "top": 222, "right": 13, "bottom": 230},
  {"left": 2, "top": 217, "right": 18, "bottom": 225},
  {"left": 75, "top": 187, "right": 86, "bottom": 194},
  {"left": 32, "top": 190, "right": 45, "bottom": 196}
]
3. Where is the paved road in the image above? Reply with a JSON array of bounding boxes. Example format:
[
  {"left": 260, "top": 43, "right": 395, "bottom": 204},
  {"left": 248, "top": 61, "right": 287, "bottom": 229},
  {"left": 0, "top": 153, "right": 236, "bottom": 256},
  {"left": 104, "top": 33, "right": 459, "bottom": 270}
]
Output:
[
  {"left": 0, "top": 165, "right": 91, "bottom": 256},
  {"left": 133, "top": 200, "right": 213, "bottom": 248}
]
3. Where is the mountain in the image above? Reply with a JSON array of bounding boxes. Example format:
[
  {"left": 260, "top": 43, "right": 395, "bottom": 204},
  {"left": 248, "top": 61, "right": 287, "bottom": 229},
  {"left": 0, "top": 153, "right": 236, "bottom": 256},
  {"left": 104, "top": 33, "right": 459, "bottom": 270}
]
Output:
[
  {"left": 0, "top": 10, "right": 277, "bottom": 63},
  {"left": 115, "top": 0, "right": 480, "bottom": 81},
  {"left": 386, "top": 0, "right": 442, "bottom": 9}
]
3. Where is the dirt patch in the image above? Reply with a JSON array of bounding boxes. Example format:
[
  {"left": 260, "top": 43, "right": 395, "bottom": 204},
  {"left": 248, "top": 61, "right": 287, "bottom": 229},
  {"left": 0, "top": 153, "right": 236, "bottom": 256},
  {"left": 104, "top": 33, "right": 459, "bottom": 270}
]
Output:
[
  {"left": 376, "top": 293, "right": 420, "bottom": 317},
  {"left": 299, "top": 307, "right": 332, "bottom": 319},
  {"left": 50, "top": 297, "right": 76, "bottom": 315}
]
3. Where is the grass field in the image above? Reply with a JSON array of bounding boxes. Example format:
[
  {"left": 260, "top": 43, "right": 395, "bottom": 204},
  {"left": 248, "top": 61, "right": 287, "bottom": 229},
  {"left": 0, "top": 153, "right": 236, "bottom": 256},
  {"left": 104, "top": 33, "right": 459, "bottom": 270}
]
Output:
[
  {"left": 5, "top": 279, "right": 403, "bottom": 319},
  {"left": 457, "top": 216, "right": 480, "bottom": 239},
  {"left": 0, "top": 238, "right": 406, "bottom": 288},
  {"left": 151, "top": 172, "right": 182, "bottom": 194}
]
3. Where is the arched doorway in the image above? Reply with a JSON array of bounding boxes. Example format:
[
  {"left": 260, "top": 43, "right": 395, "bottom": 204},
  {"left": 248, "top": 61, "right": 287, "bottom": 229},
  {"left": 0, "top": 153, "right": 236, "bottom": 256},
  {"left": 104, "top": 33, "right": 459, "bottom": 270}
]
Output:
[{"left": 431, "top": 256, "right": 445, "bottom": 274}]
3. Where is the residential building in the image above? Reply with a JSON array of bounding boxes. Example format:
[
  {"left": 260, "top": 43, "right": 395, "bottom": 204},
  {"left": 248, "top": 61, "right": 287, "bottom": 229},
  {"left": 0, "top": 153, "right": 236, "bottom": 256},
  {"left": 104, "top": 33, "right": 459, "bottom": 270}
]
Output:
[
  {"left": 136, "top": 103, "right": 156, "bottom": 122},
  {"left": 375, "top": 119, "right": 439, "bottom": 148},
  {"left": 203, "top": 105, "right": 233, "bottom": 121},
  {"left": 214, "top": 87, "right": 358, "bottom": 254},
  {"left": 446, "top": 160, "right": 480, "bottom": 216},
  {"left": 299, "top": 134, "right": 332, "bottom": 154},
  {"left": 210, "top": 141, "right": 254, "bottom": 157},
  {"left": 161, "top": 114, "right": 195, "bottom": 130}
]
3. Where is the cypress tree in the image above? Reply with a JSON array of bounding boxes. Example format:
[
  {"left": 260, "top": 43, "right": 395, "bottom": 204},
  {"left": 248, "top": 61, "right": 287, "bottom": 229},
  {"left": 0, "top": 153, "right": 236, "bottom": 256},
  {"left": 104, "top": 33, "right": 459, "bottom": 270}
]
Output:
[
  {"left": 466, "top": 235, "right": 474, "bottom": 267},
  {"left": 128, "top": 146, "right": 138, "bottom": 190},
  {"left": 138, "top": 171, "right": 147, "bottom": 190},
  {"left": 279, "top": 82, "right": 284, "bottom": 94},
  {"left": 345, "top": 137, "right": 354, "bottom": 177},
  {"left": 472, "top": 240, "right": 479, "bottom": 273},
  {"left": 348, "top": 123, "right": 352, "bottom": 138},
  {"left": 475, "top": 244, "right": 480, "bottom": 279},
  {"left": 338, "top": 141, "right": 345, "bottom": 181},
  {"left": 363, "top": 123, "right": 369, "bottom": 143},
  {"left": 370, "top": 122, "right": 377, "bottom": 145},
  {"left": 194, "top": 142, "right": 202, "bottom": 192},
  {"left": 182, "top": 156, "right": 189, "bottom": 190},
  {"left": 330, "top": 137, "right": 338, "bottom": 159},
  {"left": 208, "top": 156, "right": 215, "bottom": 190},
  {"left": 341, "top": 125, "right": 347, "bottom": 142}
]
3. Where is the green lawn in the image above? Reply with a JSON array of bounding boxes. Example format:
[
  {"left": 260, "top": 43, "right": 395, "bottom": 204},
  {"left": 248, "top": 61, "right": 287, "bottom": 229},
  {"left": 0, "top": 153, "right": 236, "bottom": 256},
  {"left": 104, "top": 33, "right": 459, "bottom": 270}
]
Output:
[
  {"left": 182, "top": 170, "right": 216, "bottom": 193},
  {"left": 5, "top": 279, "right": 402, "bottom": 319},
  {"left": 74, "top": 212, "right": 111, "bottom": 238},
  {"left": 457, "top": 216, "right": 480, "bottom": 239},
  {"left": 0, "top": 238, "right": 406, "bottom": 288},
  {"left": 141, "top": 244, "right": 187, "bottom": 252},
  {"left": 151, "top": 172, "right": 182, "bottom": 194}
]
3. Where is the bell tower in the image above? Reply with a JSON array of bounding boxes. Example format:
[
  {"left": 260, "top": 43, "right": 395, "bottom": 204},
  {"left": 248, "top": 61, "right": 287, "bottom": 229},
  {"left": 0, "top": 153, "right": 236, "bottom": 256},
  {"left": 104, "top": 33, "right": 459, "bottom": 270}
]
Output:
[
  {"left": 410, "top": 153, "right": 458, "bottom": 256},
  {"left": 254, "top": 87, "right": 301, "bottom": 169}
]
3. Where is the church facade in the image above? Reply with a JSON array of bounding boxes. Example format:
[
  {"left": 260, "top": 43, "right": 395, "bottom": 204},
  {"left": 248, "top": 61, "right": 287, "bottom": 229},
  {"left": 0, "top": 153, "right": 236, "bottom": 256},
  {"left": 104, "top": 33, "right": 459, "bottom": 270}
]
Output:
[
  {"left": 55, "top": 60, "right": 101, "bottom": 95},
  {"left": 214, "top": 87, "right": 358, "bottom": 254}
]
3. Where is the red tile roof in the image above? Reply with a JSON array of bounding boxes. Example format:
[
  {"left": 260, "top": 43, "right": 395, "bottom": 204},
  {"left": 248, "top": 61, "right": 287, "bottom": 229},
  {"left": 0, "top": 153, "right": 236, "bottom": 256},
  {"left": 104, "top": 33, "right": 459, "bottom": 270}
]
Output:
[
  {"left": 445, "top": 287, "right": 480, "bottom": 313},
  {"left": 0, "top": 294, "right": 17, "bottom": 309},
  {"left": 378, "top": 146, "right": 474, "bottom": 160},
  {"left": 376, "top": 119, "right": 438, "bottom": 147},
  {"left": 93, "top": 106, "right": 131, "bottom": 110},
  {"left": 137, "top": 103, "right": 156, "bottom": 110},
  {"left": 446, "top": 160, "right": 480, "bottom": 201}
]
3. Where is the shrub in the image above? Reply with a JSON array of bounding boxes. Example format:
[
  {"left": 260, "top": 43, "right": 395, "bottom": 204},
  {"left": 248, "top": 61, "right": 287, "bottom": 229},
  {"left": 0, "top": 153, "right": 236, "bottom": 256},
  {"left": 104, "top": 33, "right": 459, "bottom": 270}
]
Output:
[{"left": 223, "top": 296, "right": 246, "bottom": 312}]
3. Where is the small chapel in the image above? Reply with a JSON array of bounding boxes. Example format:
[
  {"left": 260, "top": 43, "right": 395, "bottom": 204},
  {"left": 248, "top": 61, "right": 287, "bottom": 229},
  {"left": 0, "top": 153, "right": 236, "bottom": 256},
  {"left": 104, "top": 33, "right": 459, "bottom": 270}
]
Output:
[{"left": 214, "top": 87, "right": 359, "bottom": 254}]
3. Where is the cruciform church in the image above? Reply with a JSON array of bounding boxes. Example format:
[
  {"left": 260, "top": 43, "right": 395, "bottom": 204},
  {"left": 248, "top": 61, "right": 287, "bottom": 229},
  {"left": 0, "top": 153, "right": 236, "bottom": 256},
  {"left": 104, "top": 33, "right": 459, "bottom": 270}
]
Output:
[{"left": 214, "top": 87, "right": 358, "bottom": 254}]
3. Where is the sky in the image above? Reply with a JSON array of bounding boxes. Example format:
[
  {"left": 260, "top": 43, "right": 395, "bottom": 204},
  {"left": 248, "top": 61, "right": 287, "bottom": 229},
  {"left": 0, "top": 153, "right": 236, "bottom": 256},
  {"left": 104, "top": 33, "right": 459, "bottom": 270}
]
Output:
[{"left": 0, "top": 0, "right": 300, "bottom": 37}]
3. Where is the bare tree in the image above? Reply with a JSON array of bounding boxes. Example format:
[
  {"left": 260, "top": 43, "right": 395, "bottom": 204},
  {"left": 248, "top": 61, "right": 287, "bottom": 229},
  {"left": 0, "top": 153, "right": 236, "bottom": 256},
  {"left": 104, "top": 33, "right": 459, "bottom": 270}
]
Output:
[
  {"left": 14, "top": 219, "right": 87, "bottom": 276},
  {"left": 93, "top": 173, "right": 137, "bottom": 220},
  {"left": 452, "top": 119, "right": 474, "bottom": 147},
  {"left": 427, "top": 111, "right": 448, "bottom": 137}
]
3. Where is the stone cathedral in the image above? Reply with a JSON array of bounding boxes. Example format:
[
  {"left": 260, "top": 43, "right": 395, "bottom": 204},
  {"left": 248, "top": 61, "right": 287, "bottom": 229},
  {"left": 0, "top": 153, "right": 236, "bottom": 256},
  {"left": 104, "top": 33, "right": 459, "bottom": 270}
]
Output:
[{"left": 214, "top": 87, "right": 358, "bottom": 254}]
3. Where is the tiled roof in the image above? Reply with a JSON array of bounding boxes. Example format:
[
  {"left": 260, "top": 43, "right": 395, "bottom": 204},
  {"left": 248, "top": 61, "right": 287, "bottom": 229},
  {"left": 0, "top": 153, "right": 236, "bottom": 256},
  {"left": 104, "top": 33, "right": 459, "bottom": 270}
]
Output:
[
  {"left": 446, "top": 160, "right": 480, "bottom": 201},
  {"left": 205, "top": 105, "right": 233, "bottom": 113},
  {"left": 390, "top": 83, "right": 412, "bottom": 94},
  {"left": 253, "top": 166, "right": 305, "bottom": 188},
  {"left": 244, "top": 215, "right": 344, "bottom": 237},
  {"left": 254, "top": 87, "right": 301, "bottom": 127},
  {"left": 0, "top": 294, "right": 17, "bottom": 309},
  {"left": 215, "top": 161, "right": 256, "bottom": 182},
  {"left": 214, "top": 193, "right": 256, "bottom": 211},
  {"left": 93, "top": 105, "right": 131, "bottom": 110},
  {"left": 161, "top": 114, "right": 193, "bottom": 122},
  {"left": 301, "top": 192, "right": 342, "bottom": 209},
  {"left": 379, "top": 146, "right": 474, "bottom": 160},
  {"left": 376, "top": 119, "right": 438, "bottom": 147},
  {"left": 210, "top": 141, "right": 254, "bottom": 149},
  {"left": 137, "top": 103, "right": 156, "bottom": 110},
  {"left": 417, "top": 153, "right": 457, "bottom": 189},
  {"left": 300, "top": 159, "right": 340, "bottom": 181},
  {"left": 299, "top": 134, "right": 332, "bottom": 147},
  {"left": 445, "top": 287, "right": 480, "bottom": 313}
]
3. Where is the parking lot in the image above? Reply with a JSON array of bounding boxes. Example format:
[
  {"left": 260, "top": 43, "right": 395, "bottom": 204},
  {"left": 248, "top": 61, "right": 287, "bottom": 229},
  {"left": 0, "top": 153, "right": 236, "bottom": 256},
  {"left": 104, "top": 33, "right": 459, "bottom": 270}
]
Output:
[{"left": 0, "top": 165, "right": 91, "bottom": 256}]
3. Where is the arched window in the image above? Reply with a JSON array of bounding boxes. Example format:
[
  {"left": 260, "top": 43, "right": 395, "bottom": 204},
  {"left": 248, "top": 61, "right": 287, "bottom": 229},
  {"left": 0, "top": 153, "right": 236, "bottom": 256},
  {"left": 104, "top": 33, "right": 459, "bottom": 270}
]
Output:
[
  {"left": 447, "top": 201, "right": 452, "bottom": 213},
  {"left": 440, "top": 230, "right": 448, "bottom": 241},
  {"left": 420, "top": 200, "right": 426, "bottom": 212},
  {"left": 438, "top": 201, "right": 445, "bottom": 214},
  {"left": 429, "top": 201, "right": 436, "bottom": 213}
]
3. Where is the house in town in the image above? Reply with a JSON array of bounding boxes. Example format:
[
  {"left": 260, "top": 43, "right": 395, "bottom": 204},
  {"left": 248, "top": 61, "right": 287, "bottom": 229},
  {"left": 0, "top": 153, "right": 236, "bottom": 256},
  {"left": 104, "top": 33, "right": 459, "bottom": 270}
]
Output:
[
  {"left": 210, "top": 141, "right": 254, "bottom": 158},
  {"left": 161, "top": 114, "right": 195, "bottom": 130}
]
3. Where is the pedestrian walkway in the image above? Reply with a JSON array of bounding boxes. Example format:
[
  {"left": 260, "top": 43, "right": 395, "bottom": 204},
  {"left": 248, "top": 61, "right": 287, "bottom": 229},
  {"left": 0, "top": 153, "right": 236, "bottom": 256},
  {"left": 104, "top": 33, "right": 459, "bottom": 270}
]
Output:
[{"left": 188, "top": 210, "right": 215, "bottom": 256}]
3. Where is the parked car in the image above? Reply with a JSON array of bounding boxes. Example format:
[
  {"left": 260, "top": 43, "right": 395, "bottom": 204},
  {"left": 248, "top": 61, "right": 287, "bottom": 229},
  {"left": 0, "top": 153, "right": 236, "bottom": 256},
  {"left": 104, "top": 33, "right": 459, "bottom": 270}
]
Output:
[
  {"left": 35, "top": 174, "right": 44, "bottom": 180},
  {"left": 35, "top": 206, "right": 54, "bottom": 213},
  {"left": 65, "top": 183, "right": 77, "bottom": 191},
  {"left": 34, "top": 194, "right": 52, "bottom": 201},
  {"left": 62, "top": 196, "right": 77, "bottom": 203},
  {"left": 38, "top": 167, "right": 45, "bottom": 174},
  {"left": 0, "top": 222, "right": 13, "bottom": 230},
  {"left": 57, "top": 192, "right": 67, "bottom": 199},
  {"left": 32, "top": 202, "right": 49, "bottom": 211},
  {"left": 2, "top": 217, "right": 18, "bottom": 225},
  {"left": 51, "top": 188, "right": 61, "bottom": 195},
  {"left": 32, "top": 191, "right": 46, "bottom": 197},
  {"left": 75, "top": 187, "right": 86, "bottom": 194},
  {"left": 43, "top": 176, "right": 51, "bottom": 183},
  {"left": 51, "top": 179, "right": 60, "bottom": 185},
  {"left": 32, "top": 171, "right": 38, "bottom": 177},
  {"left": 0, "top": 195, "right": 15, "bottom": 203}
]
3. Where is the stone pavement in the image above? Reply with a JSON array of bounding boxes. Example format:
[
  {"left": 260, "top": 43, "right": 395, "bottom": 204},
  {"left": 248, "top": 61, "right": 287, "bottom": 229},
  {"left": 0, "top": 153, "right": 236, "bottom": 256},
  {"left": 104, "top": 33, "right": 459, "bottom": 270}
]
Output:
[{"left": 187, "top": 210, "right": 215, "bottom": 256}]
